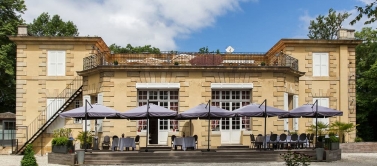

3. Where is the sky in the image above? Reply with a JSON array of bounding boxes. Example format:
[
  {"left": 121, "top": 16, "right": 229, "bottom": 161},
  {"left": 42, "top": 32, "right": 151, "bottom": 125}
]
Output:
[{"left": 22, "top": 0, "right": 377, "bottom": 52}]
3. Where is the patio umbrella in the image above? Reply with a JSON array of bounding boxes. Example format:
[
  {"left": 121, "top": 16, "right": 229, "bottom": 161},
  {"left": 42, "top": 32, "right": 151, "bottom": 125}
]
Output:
[
  {"left": 278, "top": 100, "right": 343, "bottom": 148},
  {"left": 118, "top": 100, "right": 177, "bottom": 152},
  {"left": 233, "top": 100, "right": 289, "bottom": 149},
  {"left": 176, "top": 102, "right": 236, "bottom": 152},
  {"left": 59, "top": 101, "right": 122, "bottom": 151}
]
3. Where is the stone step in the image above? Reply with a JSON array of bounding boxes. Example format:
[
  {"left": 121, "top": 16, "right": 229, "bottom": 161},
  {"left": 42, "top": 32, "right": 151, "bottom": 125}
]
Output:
[{"left": 217, "top": 144, "right": 250, "bottom": 149}]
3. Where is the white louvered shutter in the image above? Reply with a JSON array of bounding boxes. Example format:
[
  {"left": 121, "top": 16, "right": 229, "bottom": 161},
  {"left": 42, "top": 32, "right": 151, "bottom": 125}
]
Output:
[
  {"left": 312, "top": 53, "right": 321, "bottom": 76},
  {"left": 47, "top": 51, "right": 57, "bottom": 76},
  {"left": 56, "top": 51, "right": 66, "bottom": 76},
  {"left": 320, "top": 53, "right": 329, "bottom": 76},
  {"left": 293, "top": 95, "right": 299, "bottom": 130},
  {"left": 284, "top": 92, "right": 289, "bottom": 131},
  {"left": 83, "top": 95, "right": 91, "bottom": 131},
  {"left": 312, "top": 98, "right": 330, "bottom": 126}
]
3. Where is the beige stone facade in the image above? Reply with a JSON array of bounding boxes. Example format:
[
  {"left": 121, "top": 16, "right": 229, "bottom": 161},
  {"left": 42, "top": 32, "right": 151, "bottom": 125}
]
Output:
[{"left": 10, "top": 30, "right": 361, "bottom": 153}]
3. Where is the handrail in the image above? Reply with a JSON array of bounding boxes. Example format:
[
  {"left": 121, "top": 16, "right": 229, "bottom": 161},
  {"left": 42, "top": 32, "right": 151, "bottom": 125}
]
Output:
[{"left": 16, "top": 76, "right": 82, "bottom": 154}]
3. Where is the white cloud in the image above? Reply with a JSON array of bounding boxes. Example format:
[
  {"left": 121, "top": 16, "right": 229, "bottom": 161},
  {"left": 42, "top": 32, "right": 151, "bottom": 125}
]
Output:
[{"left": 23, "top": 0, "right": 249, "bottom": 50}]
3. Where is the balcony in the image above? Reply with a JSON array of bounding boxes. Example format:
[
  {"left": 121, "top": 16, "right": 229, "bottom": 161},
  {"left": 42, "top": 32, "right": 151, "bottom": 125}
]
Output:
[{"left": 82, "top": 52, "right": 299, "bottom": 73}]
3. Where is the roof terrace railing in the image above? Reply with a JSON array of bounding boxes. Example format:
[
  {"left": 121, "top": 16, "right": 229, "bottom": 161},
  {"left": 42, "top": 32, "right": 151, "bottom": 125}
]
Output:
[{"left": 83, "top": 52, "right": 298, "bottom": 71}]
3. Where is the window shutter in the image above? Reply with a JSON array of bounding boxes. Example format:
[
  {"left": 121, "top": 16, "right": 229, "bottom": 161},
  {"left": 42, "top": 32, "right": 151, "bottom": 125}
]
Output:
[
  {"left": 312, "top": 53, "right": 321, "bottom": 76},
  {"left": 97, "top": 93, "right": 103, "bottom": 132},
  {"left": 293, "top": 95, "right": 299, "bottom": 131},
  {"left": 56, "top": 51, "right": 66, "bottom": 76},
  {"left": 83, "top": 95, "right": 91, "bottom": 131},
  {"left": 47, "top": 51, "right": 57, "bottom": 76},
  {"left": 320, "top": 98, "right": 330, "bottom": 125},
  {"left": 284, "top": 92, "right": 289, "bottom": 131},
  {"left": 320, "top": 53, "right": 329, "bottom": 76}
]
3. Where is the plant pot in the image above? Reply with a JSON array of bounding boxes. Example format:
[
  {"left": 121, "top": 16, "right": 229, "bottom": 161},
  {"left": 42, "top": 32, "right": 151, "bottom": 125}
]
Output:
[
  {"left": 52, "top": 145, "right": 68, "bottom": 153},
  {"left": 330, "top": 142, "right": 339, "bottom": 150},
  {"left": 76, "top": 150, "right": 85, "bottom": 165},
  {"left": 80, "top": 143, "right": 92, "bottom": 149},
  {"left": 316, "top": 148, "right": 324, "bottom": 161}
]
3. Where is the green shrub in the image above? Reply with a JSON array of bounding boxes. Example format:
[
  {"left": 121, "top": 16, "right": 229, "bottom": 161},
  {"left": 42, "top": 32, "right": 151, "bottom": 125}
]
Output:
[
  {"left": 355, "top": 137, "right": 363, "bottom": 142},
  {"left": 329, "top": 136, "right": 339, "bottom": 143},
  {"left": 21, "top": 144, "right": 38, "bottom": 166},
  {"left": 280, "top": 150, "right": 311, "bottom": 166},
  {"left": 52, "top": 137, "right": 69, "bottom": 146}
]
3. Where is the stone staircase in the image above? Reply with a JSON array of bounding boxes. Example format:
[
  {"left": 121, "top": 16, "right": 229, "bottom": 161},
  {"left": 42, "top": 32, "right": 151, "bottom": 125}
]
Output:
[{"left": 83, "top": 150, "right": 317, "bottom": 165}]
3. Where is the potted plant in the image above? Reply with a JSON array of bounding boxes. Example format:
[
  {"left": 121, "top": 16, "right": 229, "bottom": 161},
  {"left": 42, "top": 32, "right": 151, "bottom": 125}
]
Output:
[
  {"left": 76, "top": 131, "right": 93, "bottom": 149},
  {"left": 306, "top": 121, "right": 328, "bottom": 161},
  {"left": 174, "top": 61, "right": 179, "bottom": 66},
  {"left": 260, "top": 62, "right": 266, "bottom": 66},
  {"left": 113, "top": 60, "right": 119, "bottom": 65},
  {"left": 329, "top": 135, "right": 339, "bottom": 150},
  {"left": 51, "top": 128, "right": 74, "bottom": 153}
]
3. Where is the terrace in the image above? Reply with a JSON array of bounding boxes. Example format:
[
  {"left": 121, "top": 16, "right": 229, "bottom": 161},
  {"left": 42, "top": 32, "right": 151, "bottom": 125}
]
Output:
[{"left": 82, "top": 51, "right": 299, "bottom": 72}]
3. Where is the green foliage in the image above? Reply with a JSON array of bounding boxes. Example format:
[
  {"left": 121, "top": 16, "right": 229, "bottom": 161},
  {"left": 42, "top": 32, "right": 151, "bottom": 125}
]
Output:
[
  {"left": 113, "top": 60, "right": 118, "bottom": 65},
  {"left": 199, "top": 46, "right": 209, "bottom": 53},
  {"left": 354, "top": 137, "right": 363, "bottom": 142},
  {"left": 260, "top": 62, "right": 266, "bottom": 66},
  {"left": 354, "top": 27, "right": 377, "bottom": 141},
  {"left": 329, "top": 135, "right": 339, "bottom": 143},
  {"left": 28, "top": 12, "right": 79, "bottom": 36},
  {"left": 174, "top": 61, "right": 179, "bottom": 65},
  {"left": 21, "top": 144, "right": 38, "bottom": 166},
  {"left": 52, "top": 128, "right": 71, "bottom": 138},
  {"left": 306, "top": 121, "right": 329, "bottom": 136},
  {"left": 307, "top": 8, "right": 350, "bottom": 39},
  {"left": 280, "top": 150, "right": 311, "bottom": 166},
  {"left": 351, "top": 1, "right": 377, "bottom": 25},
  {"left": 329, "top": 121, "right": 358, "bottom": 143},
  {"left": 0, "top": 0, "right": 26, "bottom": 113},
  {"left": 76, "top": 131, "right": 93, "bottom": 145},
  {"left": 109, "top": 43, "right": 161, "bottom": 54},
  {"left": 52, "top": 137, "right": 69, "bottom": 146}
]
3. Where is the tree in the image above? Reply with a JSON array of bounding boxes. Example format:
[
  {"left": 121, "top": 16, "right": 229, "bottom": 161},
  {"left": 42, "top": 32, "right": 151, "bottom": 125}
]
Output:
[
  {"left": 28, "top": 12, "right": 79, "bottom": 36},
  {"left": 0, "top": 0, "right": 26, "bottom": 113},
  {"left": 351, "top": 1, "right": 377, "bottom": 25},
  {"left": 109, "top": 43, "right": 161, "bottom": 54},
  {"left": 307, "top": 8, "right": 350, "bottom": 39},
  {"left": 329, "top": 121, "right": 358, "bottom": 143},
  {"left": 21, "top": 144, "right": 38, "bottom": 166},
  {"left": 354, "top": 27, "right": 377, "bottom": 141}
]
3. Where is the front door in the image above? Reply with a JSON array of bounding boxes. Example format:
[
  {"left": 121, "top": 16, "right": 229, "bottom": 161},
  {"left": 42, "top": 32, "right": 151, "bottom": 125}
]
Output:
[
  {"left": 220, "top": 102, "right": 241, "bottom": 144},
  {"left": 212, "top": 90, "right": 251, "bottom": 144}
]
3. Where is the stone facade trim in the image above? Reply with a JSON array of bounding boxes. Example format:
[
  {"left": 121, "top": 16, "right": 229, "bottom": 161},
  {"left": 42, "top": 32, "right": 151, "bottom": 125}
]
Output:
[{"left": 210, "top": 83, "right": 253, "bottom": 89}]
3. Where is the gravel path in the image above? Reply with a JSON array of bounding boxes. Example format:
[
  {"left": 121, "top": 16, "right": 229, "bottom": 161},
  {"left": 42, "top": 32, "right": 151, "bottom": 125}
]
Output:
[{"left": 0, "top": 153, "right": 376, "bottom": 166}]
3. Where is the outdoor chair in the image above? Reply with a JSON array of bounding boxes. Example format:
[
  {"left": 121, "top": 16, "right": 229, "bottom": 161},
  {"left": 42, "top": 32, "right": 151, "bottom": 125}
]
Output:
[
  {"left": 268, "top": 134, "right": 278, "bottom": 149},
  {"left": 308, "top": 133, "right": 314, "bottom": 148},
  {"left": 102, "top": 135, "right": 110, "bottom": 150},
  {"left": 255, "top": 135, "right": 264, "bottom": 149},
  {"left": 193, "top": 135, "right": 198, "bottom": 149},
  {"left": 290, "top": 134, "right": 298, "bottom": 149},
  {"left": 250, "top": 134, "right": 256, "bottom": 149},
  {"left": 112, "top": 137, "right": 119, "bottom": 151},
  {"left": 135, "top": 135, "right": 140, "bottom": 149},
  {"left": 298, "top": 133, "right": 307, "bottom": 148},
  {"left": 171, "top": 135, "right": 176, "bottom": 149},
  {"left": 278, "top": 133, "right": 287, "bottom": 149}
]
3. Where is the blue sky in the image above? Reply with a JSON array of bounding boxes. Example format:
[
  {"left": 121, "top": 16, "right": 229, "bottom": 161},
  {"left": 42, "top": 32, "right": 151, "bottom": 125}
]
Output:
[{"left": 23, "top": 0, "right": 376, "bottom": 52}]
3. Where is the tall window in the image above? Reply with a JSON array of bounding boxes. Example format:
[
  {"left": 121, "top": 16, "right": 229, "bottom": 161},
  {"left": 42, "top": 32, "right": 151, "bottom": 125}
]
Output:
[
  {"left": 47, "top": 51, "right": 66, "bottom": 76},
  {"left": 313, "top": 53, "right": 329, "bottom": 76},
  {"left": 211, "top": 90, "right": 251, "bottom": 130},
  {"left": 137, "top": 90, "right": 179, "bottom": 132},
  {"left": 74, "top": 99, "right": 82, "bottom": 124}
]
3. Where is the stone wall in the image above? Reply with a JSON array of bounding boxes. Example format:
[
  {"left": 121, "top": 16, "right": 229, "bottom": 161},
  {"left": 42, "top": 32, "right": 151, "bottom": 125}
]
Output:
[
  {"left": 325, "top": 149, "right": 341, "bottom": 161},
  {"left": 340, "top": 142, "right": 377, "bottom": 153},
  {"left": 48, "top": 153, "right": 76, "bottom": 165}
]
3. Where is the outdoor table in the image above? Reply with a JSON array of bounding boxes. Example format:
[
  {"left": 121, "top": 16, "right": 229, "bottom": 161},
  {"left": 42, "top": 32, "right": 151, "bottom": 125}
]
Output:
[
  {"left": 112, "top": 137, "right": 136, "bottom": 151},
  {"left": 173, "top": 137, "right": 196, "bottom": 151}
]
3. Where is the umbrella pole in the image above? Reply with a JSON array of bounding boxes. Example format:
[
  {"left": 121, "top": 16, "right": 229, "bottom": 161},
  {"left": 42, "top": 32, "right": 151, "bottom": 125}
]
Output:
[
  {"left": 190, "top": 119, "right": 192, "bottom": 136},
  {"left": 315, "top": 99, "right": 318, "bottom": 148},
  {"left": 84, "top": 99, "right": 88, "bottom": 152},
  {"left": 264, "top": 99, "right": 267, "bottom": 150},
  {"left": 207, "top": 100, "right": 211, "bottom": 151},
  {"left": 146, "top": 100, "right": 149, "bottom": 152}
]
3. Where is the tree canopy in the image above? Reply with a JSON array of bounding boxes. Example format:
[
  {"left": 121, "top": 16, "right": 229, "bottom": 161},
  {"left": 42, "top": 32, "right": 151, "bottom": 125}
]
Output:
[
  {"left": 28, "top": 12, "right": 79, "bottom": 36},
  {"left": 109, "top": 44, "right": 161, "bottom": 54},
  {"left": 354, "top": 27, "right": 377, "bottom": 141},
  {"left": 351, "top": 1, "right": 377, "bottom": 25},
  {"left": 0, "top": 0, "right": 26, "bottom": 113},
  {"left": 307, "top": 8, "right": 350, "bottom": 40}
]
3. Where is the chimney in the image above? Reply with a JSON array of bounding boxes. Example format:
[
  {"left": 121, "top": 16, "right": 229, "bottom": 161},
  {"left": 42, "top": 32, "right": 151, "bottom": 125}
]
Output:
[
  {"left": 337, "top": 29, "right": 355, "bottom": 39},
  {"left": 17, "top": 25, "right": 28, "bottom": 36}
]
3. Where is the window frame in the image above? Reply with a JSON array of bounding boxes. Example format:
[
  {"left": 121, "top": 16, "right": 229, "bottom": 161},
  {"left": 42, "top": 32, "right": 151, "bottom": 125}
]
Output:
[
  {"left": 312, "top": 52, "right": 329, "bottom": 77},
  {"left": 47, "top": 50, "right": 66, "bottom": 76}
]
